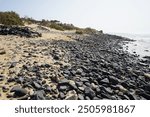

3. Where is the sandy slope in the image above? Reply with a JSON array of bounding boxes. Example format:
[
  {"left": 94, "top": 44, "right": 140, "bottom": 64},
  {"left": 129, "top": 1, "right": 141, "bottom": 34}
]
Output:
[{"left": 0, "top": 24, "right": 77, "bottom": 99}]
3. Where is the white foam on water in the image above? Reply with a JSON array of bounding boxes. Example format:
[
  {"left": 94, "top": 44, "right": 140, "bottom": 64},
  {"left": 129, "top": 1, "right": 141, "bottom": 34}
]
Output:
[{"left": 113, "top": 33, "right": 150, "bottom": 58}]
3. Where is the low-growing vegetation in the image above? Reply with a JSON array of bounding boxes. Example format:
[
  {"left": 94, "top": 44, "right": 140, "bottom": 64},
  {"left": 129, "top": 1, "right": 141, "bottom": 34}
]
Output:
[
  {"left": 38, "top": 19, "right": 79, "bottom": 31},
  {"left": 75, "top": 29, "right": 83, "bottom": 34},
  {"left": 75, "top": 27, "right": 103, "bottom": 35},
  {"left": 22, "top": 17, "right": 40, "bottom": 25},
  {"left": 49, "top": 23, "right": 65, "bottom": 31},
  {"left": 84, "top": 27, "right": 97, "bottom": 34},
  {"left": 0, "top": 11, "right": 23, "bottom": 25},
  {"left": 0, "top": 11, "right": 103, "bottom": 34},
  {"left": 40, "top": 20, "right": 79, "bottom": 31}
]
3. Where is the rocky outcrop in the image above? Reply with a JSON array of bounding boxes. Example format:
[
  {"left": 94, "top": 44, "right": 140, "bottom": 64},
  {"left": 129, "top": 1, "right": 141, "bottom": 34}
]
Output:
[{"left": 0, "top": 25, "right": 42, "bottom": 37}]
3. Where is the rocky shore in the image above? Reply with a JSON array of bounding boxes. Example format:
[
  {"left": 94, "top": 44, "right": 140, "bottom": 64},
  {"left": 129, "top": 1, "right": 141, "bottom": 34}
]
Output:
[
  {"left": 0, "top": 25, "right": 42, "bottom": 38},
  {"left": 0, "top": 25, "right": 150, "bottom": 100}
]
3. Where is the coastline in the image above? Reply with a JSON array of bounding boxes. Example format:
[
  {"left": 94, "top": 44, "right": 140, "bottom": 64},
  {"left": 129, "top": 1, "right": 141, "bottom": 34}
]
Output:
[
  {"left": 113, "top": 33, "right": 150, "bottom": 58},
  {"left": 0, "top": 25, "right": 150, "bottom": 100}
]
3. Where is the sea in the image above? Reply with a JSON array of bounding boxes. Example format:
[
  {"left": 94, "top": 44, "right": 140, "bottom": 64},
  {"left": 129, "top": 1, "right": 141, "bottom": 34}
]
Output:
[{"left": 112, "top": 33, "right": 150, "bottom": 58}]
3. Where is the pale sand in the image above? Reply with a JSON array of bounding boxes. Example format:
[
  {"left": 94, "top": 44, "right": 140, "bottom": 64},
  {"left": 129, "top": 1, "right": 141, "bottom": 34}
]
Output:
[
  {"left": 0, "top": 24, "right": 75, "bottom": 99},
  {"left": 26, "top": 24, "right": 75, "bottom": 41}
]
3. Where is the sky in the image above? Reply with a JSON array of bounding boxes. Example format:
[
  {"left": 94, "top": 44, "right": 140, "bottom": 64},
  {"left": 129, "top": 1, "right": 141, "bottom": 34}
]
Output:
[{"left": 0, "top": 0, "right": 150, "bottom": 34}]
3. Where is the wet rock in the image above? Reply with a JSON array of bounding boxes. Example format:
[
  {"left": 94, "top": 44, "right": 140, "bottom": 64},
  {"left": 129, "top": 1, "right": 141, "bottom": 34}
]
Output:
[
  {"left": 10, "top": 86, "right": 28, "bottom": 97},
  {"left": 65, "top": 90, "right": 78, "bottom": 100},
  {"left": 84, "top": 87, "right": 96, "bottom": 99}
]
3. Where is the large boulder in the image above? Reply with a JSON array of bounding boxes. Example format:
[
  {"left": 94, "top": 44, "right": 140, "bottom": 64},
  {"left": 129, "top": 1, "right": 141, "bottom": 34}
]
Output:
[{"left": 10, "top": 86, "right": 28, "bottom": 97}]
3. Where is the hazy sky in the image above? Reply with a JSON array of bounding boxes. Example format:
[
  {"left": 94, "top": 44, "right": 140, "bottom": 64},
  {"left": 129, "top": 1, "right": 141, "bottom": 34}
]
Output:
[{"left": 0, "top": 0, "right": 150, "bottom": 34}]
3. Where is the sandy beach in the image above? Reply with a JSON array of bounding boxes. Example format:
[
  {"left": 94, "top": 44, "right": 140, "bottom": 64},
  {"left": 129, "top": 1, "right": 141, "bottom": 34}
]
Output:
[
  {"left": 0, "top": 24, "right": 150, "bottom": 100},
  {"left": 0, "top": 25, "right": 77, "bottom": 99}
]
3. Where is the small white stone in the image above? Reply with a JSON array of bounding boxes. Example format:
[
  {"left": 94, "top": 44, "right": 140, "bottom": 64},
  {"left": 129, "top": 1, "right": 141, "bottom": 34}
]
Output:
[{"left": 65, "top": 90, "right": 78, "bottom": 100}]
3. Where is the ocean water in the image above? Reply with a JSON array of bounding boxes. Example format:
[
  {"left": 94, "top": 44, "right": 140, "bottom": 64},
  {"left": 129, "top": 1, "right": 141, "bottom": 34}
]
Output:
[{"left": 114, "top": 33, "right": 150, "bottom": 58}]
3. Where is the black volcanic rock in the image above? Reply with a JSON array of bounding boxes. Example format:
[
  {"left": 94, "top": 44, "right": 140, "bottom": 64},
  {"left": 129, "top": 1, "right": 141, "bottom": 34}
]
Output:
[
  {"left": 10, "top": 86, "right": 28, "bottom": 97},
  {"left": 0, "top": 25, "right": 42, "bottom": 38},
  {"left": 84, "top": 87, "right": 96, "bottom": 99},
  {"left": 1, "top": 28, "right": 150, "bottom": 100},
  {"left": 31, "top": 90, "right": 46, "bottom": 100}
]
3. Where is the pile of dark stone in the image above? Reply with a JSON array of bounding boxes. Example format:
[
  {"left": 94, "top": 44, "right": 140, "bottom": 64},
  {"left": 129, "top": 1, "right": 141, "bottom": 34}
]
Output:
[
  {"left": 0, "top": 25, "right": 42, "bottom": 37},
  {"left": 1, "top": 33, "right": 150, "bottom": 100},
  {"left": 47, "top": 34, "right": 150, "bottom": 100}
]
